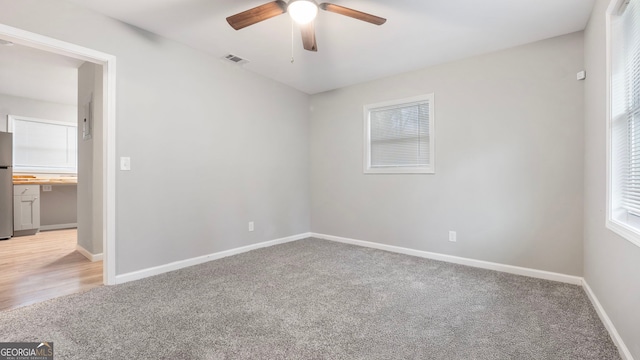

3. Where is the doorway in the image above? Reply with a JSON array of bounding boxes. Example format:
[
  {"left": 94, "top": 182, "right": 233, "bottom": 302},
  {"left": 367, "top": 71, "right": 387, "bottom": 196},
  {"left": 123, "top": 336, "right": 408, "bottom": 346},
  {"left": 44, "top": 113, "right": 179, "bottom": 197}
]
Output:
[{"left": 0, "top": 24, "right": 116, "bottom": 294}]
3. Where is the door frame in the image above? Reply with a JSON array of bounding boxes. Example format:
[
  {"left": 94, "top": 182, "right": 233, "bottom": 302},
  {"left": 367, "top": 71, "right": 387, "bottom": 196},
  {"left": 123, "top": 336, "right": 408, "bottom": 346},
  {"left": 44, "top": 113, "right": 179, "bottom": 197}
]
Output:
[{"left": 0, "top": 23, "right": 117, "bottom": 285}]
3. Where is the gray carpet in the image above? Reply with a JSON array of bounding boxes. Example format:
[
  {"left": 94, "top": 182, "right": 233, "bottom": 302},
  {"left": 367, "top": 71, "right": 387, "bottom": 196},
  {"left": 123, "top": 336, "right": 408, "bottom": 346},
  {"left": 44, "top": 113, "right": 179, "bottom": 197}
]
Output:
[{"left": 0, "top": 238, "right": 619, "bottom": 359}]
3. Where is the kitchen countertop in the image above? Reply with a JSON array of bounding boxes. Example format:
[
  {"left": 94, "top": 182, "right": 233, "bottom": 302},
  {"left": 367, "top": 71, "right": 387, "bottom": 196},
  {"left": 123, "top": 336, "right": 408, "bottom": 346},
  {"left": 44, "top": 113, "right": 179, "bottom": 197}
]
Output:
[{"left": 13, "top": 176, "right": 78, "bottom": 185}]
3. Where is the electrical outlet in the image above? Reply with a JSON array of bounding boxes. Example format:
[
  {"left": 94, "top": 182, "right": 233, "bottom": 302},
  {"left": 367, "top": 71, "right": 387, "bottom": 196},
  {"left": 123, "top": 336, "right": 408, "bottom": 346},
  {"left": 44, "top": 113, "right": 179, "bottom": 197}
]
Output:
[
  {"left": 42, "top": 185, "right": 52, "bottom": 192},
  {"left": 448, "top": 231, "right": 457, "bottom": 242},
  {"left": 248, "top": 221, "right": 254, "bottom": 232},
  {"left": 577, "top": 70, "right": 586, "bottom": 80}
]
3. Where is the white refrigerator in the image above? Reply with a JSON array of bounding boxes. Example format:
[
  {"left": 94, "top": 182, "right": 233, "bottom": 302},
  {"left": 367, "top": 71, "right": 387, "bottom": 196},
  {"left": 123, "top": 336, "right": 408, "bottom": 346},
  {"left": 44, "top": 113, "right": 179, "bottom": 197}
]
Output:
[{"left": 0, "top": 132, "right": 12, "bottom": 239}]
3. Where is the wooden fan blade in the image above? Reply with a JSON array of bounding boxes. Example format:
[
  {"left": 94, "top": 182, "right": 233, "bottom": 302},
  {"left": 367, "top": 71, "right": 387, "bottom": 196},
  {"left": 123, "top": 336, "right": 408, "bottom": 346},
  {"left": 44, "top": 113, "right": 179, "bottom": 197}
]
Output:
[
  {"left": 226, "top": 1, "right": 287, "bottom": 30},
  {"left": 319, "top": 3, "right": 386, "bottom": 25},
  {"left": 300, "top": 21, "right": 318, "bottom": 52}
]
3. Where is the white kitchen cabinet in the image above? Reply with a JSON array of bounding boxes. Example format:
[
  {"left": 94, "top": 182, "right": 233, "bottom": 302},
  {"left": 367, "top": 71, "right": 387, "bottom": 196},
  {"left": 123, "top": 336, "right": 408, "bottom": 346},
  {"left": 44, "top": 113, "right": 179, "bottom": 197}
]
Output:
[{"left": 14, "top": 185, "right": 40, "bottom": 231}]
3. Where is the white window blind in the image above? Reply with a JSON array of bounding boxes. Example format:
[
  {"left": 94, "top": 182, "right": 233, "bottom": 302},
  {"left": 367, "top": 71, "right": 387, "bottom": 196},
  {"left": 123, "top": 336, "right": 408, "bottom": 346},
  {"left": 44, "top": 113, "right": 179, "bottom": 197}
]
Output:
[
  {"left": 609, "top": 0, "right": 640, "bottom": 247},
  {"left": 364, "top": 94, "right": 435, "bottom": 174},
  {"left": 619, "top": 0, "right": 640, "bottom": 214},
  {"left": 9, "top": 115, "right": 77, "bottom": 174}
]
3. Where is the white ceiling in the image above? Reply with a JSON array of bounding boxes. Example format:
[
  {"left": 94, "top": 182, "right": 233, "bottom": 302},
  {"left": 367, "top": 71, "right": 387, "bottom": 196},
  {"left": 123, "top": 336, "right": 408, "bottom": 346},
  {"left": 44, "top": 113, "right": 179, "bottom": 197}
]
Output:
[
  {"left": 0, "top": 42, "right": 83, "bottom": 105},
  {"left": 67, "top": 0, "right": 595, "bottom": 94}
]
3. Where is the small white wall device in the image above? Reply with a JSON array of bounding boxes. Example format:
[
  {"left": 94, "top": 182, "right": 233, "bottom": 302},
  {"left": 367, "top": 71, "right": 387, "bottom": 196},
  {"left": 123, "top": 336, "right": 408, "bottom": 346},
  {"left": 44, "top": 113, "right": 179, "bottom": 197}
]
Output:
[{"left": 577, "top": 70, "right": 586, "bottom": 81}]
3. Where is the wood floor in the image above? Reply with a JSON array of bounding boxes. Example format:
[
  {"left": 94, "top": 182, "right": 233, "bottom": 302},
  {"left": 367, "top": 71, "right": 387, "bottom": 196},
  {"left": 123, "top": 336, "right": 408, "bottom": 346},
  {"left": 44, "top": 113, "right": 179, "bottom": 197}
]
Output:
[{"left": 0, "top": 229, "right": 102, "bottom": 311}]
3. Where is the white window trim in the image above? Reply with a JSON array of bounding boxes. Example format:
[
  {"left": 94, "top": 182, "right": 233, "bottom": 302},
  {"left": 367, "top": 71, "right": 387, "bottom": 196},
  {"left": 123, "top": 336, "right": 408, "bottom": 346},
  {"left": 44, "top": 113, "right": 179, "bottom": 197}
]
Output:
[
  {"left": 8, "top": 114, "right": 78, "bottom": 174},
  {"left": 363, "top": 93, "right": 435, "bottom": 174},
  {"left": 605, "top": 0, "right": 640, "bottom": 248}
]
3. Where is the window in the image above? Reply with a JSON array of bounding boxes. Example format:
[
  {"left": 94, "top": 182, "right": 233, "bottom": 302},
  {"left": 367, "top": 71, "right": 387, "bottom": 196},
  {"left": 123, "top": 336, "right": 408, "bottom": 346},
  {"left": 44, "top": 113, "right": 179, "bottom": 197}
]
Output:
[
  {"left": 363, "top": 94, "right": 435, "bottom": 174},
  {"left": 608, "top": 0, "right": 640, "bottom": 247},
  {"left": 8, "top": 115, "right": 77, "bottom": 174}
]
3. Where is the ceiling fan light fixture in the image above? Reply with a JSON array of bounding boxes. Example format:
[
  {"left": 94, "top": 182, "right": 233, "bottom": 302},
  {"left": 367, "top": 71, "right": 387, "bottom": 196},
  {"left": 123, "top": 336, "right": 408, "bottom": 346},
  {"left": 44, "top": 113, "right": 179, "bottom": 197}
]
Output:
[{"left": 288, "top": 0, "right": 318, "bottom": 25}]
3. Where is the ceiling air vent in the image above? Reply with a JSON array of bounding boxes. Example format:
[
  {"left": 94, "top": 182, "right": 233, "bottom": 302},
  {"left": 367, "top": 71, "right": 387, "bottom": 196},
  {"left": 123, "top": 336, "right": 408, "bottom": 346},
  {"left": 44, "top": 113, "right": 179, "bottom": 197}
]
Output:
[{"left": 223, "top": 54, "right": 248, "bottom": 65}]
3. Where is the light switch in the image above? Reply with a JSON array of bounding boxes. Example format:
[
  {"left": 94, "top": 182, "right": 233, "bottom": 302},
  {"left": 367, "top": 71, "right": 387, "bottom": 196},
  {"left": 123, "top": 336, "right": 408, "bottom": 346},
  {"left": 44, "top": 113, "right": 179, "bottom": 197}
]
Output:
[{"left": 120, "top": 157, "right": 131, "bottom": 171}]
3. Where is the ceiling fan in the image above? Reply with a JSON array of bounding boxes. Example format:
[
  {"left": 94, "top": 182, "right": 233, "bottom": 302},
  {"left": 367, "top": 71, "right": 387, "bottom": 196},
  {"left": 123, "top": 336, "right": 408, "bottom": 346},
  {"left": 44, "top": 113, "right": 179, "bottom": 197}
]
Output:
[{"left": 226, "top": 0, "right": 386, "bottom": 52}]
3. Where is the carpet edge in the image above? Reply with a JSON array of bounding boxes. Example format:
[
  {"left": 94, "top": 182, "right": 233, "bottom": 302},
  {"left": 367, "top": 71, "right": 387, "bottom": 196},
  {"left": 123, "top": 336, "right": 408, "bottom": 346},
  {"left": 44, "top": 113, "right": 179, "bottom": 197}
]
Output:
[
  {"left": 114, "top": 232, "right": 312, "bottom": 284},
  {"left": 311, "top": 232, "right": 583, "bottom": 285}
]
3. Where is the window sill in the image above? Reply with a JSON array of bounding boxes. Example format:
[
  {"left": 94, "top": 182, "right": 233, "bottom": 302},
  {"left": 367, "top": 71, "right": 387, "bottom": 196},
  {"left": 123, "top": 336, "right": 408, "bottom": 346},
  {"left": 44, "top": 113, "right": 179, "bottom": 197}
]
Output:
[
  {"left": 606, "top": 219, "right": 640, "bottom": 248},
  {"left": 13, "top": 168, "right": 77, "bottom": 175},
  {"left": 364, "top": 166, "right": 435, "bottom": 174}
]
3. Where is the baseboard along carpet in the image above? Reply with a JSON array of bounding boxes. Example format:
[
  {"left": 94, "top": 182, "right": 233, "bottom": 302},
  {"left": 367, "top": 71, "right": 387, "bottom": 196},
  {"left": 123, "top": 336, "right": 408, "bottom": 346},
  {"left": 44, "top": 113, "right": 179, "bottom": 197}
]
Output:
[{"left": 0, "top": 238, "right": 619, "bottom": 359}]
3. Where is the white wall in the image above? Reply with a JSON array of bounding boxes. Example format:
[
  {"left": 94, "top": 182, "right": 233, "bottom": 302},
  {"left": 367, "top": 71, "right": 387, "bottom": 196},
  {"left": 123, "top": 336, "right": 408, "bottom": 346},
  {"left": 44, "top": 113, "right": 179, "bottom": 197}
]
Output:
[
  {"left": 0, "top": 0, "right": 310, "bottom": 275},
  {"left": 583, "top": 0, "right": 640, "bottom": 358},
  {"left": 310, "top": 32, "right": 585, "bottom": 276},
  {"left": 0, "top": 93, "right": 76, "bottom": 132},
  {"left": 77, "top": 61, "right": 103, "bottom": 254}
]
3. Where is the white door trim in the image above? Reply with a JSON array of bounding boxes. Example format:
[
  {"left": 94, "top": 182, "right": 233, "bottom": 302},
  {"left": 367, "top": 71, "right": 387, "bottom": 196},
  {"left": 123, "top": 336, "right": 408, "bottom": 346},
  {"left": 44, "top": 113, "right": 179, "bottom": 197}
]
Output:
[{"left": 0, "top": 23, "right": 117, "bottom": 285}]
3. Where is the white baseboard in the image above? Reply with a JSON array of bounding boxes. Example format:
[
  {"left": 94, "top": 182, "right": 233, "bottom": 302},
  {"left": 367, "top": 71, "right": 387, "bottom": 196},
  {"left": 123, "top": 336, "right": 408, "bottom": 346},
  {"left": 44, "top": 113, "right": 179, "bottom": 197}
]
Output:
[
  {"left": 582, "top": 280, "right": 634, "bottom": 360},
  {"left": 76, "top": 244, "right": 103, "bottom": 262},
  {"left": 311, "top": 233, "right": 583, "bottom": 285},
  {"left": 115, "top": 232, "right": 312, "bottom": 285},
  {"left": 40, "top": 223, "right": 77, "bottom": 231}
]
